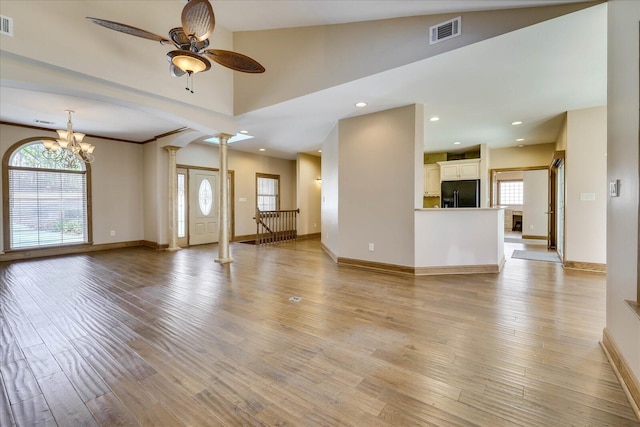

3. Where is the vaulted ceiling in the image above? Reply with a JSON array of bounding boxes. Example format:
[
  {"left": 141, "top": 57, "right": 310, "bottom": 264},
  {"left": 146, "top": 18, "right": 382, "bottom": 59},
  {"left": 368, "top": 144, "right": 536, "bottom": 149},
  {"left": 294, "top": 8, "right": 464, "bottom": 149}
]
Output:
[{"left": 0, "top": 0, "right": 606, "bottom": 159}]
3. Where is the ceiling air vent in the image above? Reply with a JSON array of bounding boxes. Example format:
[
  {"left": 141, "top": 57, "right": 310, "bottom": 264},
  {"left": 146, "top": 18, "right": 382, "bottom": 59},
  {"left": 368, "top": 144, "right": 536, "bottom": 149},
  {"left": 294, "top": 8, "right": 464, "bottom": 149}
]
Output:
[
  {"left": 429, "top": 16, "right": 461, "bottom": 45},
  {"left": 1, "top": 15, "right": 13, "bottom": 36}
]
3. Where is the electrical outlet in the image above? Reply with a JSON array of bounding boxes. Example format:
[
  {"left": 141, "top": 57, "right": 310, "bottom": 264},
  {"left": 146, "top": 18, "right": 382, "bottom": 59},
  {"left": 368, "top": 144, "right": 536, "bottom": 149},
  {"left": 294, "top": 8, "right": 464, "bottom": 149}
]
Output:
[
  {"left": 530, "top": 225, "right": 534, "bottom": 230},
  {"left": 110, "top": 230, "right": 116, "bottom": 237},
  {"left": 368, "top": 243, "right": 374, "bottom": 251},
  {"left": 313, "top": 223, "right": 317, "bottom": 228}
]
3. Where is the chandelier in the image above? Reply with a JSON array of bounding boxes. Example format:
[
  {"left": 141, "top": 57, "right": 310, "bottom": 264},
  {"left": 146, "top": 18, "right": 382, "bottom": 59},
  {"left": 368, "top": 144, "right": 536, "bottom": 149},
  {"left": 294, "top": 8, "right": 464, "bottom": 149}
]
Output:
[{"left": 42, "top": 110, "right": 95, "bottom": 168}]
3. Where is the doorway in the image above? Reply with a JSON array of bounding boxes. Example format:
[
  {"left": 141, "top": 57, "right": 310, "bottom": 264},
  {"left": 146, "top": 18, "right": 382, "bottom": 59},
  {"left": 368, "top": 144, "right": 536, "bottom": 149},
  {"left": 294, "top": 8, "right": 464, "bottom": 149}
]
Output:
[
  {"left": 176, "top": 166, "right": 234, "bottom": 247},
  {"left": 490, "top": 166, "right": 549, "bottom": 246},
  {"left": 189, "top": 169, "right": 219, "bottom": 245}
]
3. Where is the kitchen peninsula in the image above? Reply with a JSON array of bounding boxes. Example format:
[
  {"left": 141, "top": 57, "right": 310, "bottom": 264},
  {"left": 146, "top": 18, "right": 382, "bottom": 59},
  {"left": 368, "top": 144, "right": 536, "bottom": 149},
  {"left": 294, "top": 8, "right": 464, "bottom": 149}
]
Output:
[{"left": 414, "top": 207, "right": 505, "bottom": 274}]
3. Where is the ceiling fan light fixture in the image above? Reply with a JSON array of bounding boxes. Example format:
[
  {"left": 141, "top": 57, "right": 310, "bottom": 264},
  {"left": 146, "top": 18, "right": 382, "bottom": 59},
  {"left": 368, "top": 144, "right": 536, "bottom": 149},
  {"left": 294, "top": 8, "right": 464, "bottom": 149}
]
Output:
[{"left": 167, "top": 50, "right": 211, "bottom": 74}]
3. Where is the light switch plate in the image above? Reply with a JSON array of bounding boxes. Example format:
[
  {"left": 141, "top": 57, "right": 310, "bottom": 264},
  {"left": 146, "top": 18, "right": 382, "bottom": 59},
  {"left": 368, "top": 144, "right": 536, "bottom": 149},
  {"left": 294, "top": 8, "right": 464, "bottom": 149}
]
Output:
[{"left": 609, "top": 180, "right": 620, "bottom": 197}]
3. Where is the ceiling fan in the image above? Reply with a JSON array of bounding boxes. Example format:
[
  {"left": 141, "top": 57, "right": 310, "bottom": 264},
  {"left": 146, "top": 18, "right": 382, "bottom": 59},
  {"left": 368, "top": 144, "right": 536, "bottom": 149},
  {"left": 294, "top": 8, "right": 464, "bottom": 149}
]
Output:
[{"left": 87, "top": 0, "right": 265, "bottom": 92}]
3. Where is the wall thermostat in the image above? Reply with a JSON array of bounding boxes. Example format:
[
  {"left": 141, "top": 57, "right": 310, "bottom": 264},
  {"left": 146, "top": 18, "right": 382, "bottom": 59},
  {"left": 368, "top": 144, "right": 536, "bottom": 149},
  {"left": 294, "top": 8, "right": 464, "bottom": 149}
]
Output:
[{"left": 609, "top": 179, "right": 620, "bottom": 197}]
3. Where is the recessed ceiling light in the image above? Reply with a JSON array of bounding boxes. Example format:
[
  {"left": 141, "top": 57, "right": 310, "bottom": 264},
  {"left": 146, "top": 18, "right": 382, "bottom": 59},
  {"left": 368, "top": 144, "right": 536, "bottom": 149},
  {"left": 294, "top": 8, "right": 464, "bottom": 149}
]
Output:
[
  {"left": 355, "top": 102, "right": 367, "bottom": 108},
  {"left": 239, "top": 130, "right": 249, "bottom": 134},
  {"left": 429, "top": 116, "right": 440, "bottom": 122},
  {"left": 453, "top": 141, "right": 461, "bottom": 145},
  {"left": 511, "top": 121, "right": 523, "bottom": 125},
  {"left": 259, "top": 148, "right": 266, "bottom": 152},
  {"left": 516, "top": 138, "right": 525, "bottom": 142}
]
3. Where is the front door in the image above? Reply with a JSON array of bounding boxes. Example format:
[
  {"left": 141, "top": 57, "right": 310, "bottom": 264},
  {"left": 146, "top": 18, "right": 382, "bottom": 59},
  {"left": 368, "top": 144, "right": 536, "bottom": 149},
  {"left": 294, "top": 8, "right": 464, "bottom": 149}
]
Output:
[{"left": 189, "top": 169, "right": 219, "bottom": 245}]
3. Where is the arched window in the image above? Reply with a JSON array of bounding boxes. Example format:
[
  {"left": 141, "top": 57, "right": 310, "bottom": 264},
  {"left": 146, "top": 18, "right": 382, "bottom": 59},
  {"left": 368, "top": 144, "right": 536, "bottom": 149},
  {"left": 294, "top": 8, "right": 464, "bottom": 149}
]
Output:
[{"left": 4, "top": 139, "right": 91, "bottom": 250}]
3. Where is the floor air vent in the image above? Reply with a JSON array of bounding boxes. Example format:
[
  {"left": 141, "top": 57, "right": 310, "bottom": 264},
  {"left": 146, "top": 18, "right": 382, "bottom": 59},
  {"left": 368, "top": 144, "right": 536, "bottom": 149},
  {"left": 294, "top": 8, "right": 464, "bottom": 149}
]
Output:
[
  {"left": 1, "top": 15, "right": 13, "bottom": 36},
  {"left": 429, "top": 16, "right": 461, "bottom": 45}
]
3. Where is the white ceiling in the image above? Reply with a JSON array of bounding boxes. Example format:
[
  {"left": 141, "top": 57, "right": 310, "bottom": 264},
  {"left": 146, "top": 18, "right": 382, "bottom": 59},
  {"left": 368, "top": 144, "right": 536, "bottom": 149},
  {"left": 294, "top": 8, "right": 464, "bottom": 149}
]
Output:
[{"left": 0, "top": 0, "right": 606, "bottom": 159}]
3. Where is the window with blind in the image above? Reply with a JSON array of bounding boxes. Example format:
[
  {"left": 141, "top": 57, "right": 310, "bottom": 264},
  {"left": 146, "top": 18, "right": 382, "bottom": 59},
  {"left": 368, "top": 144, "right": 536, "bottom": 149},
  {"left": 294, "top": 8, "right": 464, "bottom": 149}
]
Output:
[
  {"left": 7, "top": 141, "right": 89, "bottom": 249},
  {"left": 498, "top": 180, "right": 524, "bottom": 205},
  {"left": 256, "top": 173, "right": 279, "bottom": 211}
]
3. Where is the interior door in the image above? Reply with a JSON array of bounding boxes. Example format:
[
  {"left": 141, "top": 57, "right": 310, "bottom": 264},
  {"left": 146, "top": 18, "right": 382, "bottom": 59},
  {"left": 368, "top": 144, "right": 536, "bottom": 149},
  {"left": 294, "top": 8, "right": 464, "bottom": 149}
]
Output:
[{"left": 189, "top": 169, "right": 219, "bottom": 245}]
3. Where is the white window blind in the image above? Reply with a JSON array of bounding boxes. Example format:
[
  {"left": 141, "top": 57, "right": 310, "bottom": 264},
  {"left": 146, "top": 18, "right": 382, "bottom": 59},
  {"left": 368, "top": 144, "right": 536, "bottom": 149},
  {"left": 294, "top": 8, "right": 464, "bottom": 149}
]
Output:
[
  {"left": 499, "top": 180, "right": 524, "bottom": 205},
  {"left": 257, "top": 175, "right": 279, "bottom": 211},
  {"left": 8, "top": 142, "right": 88, "bottom": 249}
]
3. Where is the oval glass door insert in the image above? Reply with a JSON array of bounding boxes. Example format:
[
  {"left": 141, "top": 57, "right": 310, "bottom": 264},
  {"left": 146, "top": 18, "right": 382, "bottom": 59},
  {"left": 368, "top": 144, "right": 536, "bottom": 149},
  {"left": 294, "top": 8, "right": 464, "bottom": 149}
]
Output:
[{"left": 198, "top": 178, "right": 213, "bottom": 216}]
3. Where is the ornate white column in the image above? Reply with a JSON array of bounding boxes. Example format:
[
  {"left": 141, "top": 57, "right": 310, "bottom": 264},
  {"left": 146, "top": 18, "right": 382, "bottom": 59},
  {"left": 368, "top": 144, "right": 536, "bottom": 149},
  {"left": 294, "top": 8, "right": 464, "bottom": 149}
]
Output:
[
  {"left": 164, "top": 145, "right": 181, "bottom": 252},
  {"left": 215, "top": 133, "right": 233, "bottom": 264}
]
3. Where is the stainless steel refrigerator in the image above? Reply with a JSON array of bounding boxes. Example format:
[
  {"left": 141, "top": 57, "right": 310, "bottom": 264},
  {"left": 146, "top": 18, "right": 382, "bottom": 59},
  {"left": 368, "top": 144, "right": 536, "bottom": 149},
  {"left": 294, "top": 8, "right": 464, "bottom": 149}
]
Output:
[{"left": 440, "top": 179, "right": 480, "bottom": 208}]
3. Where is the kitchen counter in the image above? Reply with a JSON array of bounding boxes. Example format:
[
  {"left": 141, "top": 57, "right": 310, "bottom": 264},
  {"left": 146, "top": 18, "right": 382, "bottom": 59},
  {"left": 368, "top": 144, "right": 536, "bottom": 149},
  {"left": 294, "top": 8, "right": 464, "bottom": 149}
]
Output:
[{"left": 414, "top": 208, "right": 505, "bottom": 274}]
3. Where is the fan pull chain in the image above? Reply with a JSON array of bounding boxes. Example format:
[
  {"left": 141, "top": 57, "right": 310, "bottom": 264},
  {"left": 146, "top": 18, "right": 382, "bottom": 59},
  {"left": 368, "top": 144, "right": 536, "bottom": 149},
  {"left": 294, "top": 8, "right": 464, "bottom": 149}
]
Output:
[{"left": 185, "top": 71, "right": 195, "bottom": 94}]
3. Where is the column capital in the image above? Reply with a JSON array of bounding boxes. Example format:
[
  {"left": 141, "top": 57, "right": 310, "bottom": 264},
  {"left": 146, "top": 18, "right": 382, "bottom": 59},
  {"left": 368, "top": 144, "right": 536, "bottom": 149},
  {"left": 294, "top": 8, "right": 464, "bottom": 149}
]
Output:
[
  {"left": 215, "top": 133, "right": 234, "bottom": 143},
  {"left": 163, "top": 145, "right": 182, "bottom": 153}
]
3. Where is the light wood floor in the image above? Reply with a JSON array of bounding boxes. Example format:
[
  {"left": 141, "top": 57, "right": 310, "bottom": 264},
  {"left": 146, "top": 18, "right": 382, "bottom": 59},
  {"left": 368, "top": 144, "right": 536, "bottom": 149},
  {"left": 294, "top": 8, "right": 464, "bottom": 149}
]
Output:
[{"left": 0, "top": 239, "right": 637, "bottom": 426}]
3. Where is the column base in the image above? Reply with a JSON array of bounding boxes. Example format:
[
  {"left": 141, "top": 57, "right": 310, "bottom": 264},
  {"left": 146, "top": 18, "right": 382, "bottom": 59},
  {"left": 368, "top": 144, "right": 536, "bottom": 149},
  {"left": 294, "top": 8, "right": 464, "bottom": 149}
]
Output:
[
  {"left": 166, "top": 246, "right": 181, "bottom": 252},
  {"left": 215, "top": 257, "right": 234, "bottom": 264}
]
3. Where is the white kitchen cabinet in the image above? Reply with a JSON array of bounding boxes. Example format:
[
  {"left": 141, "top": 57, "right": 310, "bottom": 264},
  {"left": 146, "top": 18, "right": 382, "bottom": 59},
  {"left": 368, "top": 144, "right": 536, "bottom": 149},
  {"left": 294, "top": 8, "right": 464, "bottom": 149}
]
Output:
[
  {"left": 437, "top": 159, "right": 480, "bottom": 180},
  {"left": 424, "top": 164, "right": 440, "bottom": 196}
]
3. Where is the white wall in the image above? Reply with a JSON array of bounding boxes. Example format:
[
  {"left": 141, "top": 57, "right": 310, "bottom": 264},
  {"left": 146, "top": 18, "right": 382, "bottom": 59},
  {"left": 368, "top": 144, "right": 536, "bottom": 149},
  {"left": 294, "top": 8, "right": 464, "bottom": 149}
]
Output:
[
  {"left": 142, "top": 141, "right": 161, "bottom": 244},
  {"left": 489, "top": 143, "right": 555, "bottom": 169},
  {"left": 296, "top": 153, "right": 322, "bottom": 236},
  {"left": 555, "top": 114, "right": 568, "bottom": 151},
  {"left": 321, "top": 125, "right": 339, "bottom": 257},
  {"left": 234, "top": 3, "right": 598, "bottom": 114},
  {"left": 523, "top": 169, "right": 548, "bottom": 238},
  {"left": 607, "top": 0, "right": 640, "bottom": 386},
  {"left": 415, "top": 209, "right": 504, "bottom": 268},
  {"left": 565, "top": 106, "right": 607, "bottom": 264},
  {"left": 337, "top": 105, "right": 421, "bottom": 267},
  {"left": 0, "top": 124, "right": 144, "bottom": 251}
]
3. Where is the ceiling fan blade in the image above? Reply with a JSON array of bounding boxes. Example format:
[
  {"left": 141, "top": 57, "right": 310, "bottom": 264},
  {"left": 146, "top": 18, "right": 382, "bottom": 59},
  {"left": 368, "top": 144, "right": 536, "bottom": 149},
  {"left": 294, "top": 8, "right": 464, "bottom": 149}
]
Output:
[
  {"left": 170, "top": 64, "right": 186, "bottom": 77},
  {"left": 203, "top": 50, "right": 265, "bottom": 73},
  {"left": 86, "top": 17, "right": 170, "bottom": 44},
  {"left": 182, "top": 0, "right": 215, "bottom": 42}
]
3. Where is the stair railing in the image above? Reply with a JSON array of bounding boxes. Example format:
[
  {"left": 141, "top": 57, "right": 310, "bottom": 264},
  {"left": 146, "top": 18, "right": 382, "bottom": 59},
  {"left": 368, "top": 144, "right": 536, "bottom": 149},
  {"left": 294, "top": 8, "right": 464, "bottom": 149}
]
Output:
[{"left": 254, "top": 208, "right": 300, "bottom": 244}]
